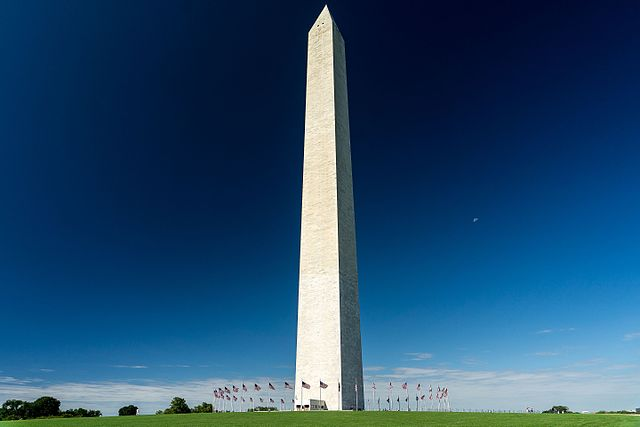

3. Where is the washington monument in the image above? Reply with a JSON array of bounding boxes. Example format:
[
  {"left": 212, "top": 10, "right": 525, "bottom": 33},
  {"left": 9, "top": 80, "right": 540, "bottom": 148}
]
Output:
[{"left": 294, "top": 6, "right": 364, "bottom": 411}]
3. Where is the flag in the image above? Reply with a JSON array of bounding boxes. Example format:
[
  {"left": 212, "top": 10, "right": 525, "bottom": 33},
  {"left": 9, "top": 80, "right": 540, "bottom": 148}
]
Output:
[
  {"left": 444, "top": 387, "right": 448, "bottom": 398},
  {"left": 241, "top": 397, "right": 245, "bottom": 402},
  {"left": 270, "top": 398, "right": 274, "bottom": 403},
  {"left": 416, "top": 396, "right": 419, "bottom": 401},
  {"left": 254, "top": 384, "right": 261, "bottom": 391},
  {"left": 429, "top": 385, "right": 432, "bottom": 393},
  {"left": 386, "top": 397, "right": 390, "bottom": 403},
  {"left": 405, "top": 397, "right": 408, "bottom": 402},
  {"left": 285, "top": 382, "right": 293, "bottom": 390},
  {"left": 402, "top": 382, "right": 408, "bottom": 390},
  {"left": 416, "top": 383, "right": 421, "bottom": 391},
  {"left": 302, "top": 381, "right": 311, "bottom": 389},
  {"left": 420, "top": 394, "right": 425, "bottom": 400},
  {"left": 224, "top": 387, "right": 231, "bottom": 393},
  {"left": 372, "top": 382, "right": 376, "bottom": 390},
  {"left": 397, "top": 397, "right": 400, "bottom": 402},
  {"left": 388, "top": 382, "right": 393, "bottom": 389},
  {"left": 233, "top": 385, "right": 239, "bottom": 393},
  {"left": 280, "top": 398, "right": 285, "bottom": 404},
  {"left": 242, "top": 384, "right": 247, "bottom": 392},
  {"left": 320, "top": 381, "right": 328, "bottom": 389},
  {"left": 269, "top": 382, "right": 275, "bottom": 390},
  {"left": 259, "top": 397, "right": 264, "bottom": 403},
  {"left": 429, "top": 394, "right": 432, "bottom": 400},
  {"left": 226, "top": 395, "right": 230, "bottom": 401},
  {"left": 249, "top": 397, "right": 253, "bottom": 402},
  {"left": 233, "top": 395, "right": 237, "bottom": 401}
]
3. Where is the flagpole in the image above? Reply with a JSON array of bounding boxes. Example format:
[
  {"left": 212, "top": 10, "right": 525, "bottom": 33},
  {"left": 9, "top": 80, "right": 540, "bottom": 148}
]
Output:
[
  {"left": 319, "top": 379, "right": 322, "bottom": 407},
  {"left": 406, "top": 385, "right": 409, "bottom": 411},
  {"left": 372, "top": 384, "right": 375, "bottom": 412}
]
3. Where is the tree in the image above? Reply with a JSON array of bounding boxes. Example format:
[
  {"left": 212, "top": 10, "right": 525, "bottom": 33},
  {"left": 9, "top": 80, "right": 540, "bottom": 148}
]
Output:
[
  {"left": 30, "top": 396, "right": 61, "bottom": 418},
  {"left": 164, "top": 397, "right": 191, "bottom": 414},
  {"left": 1, "top": 399, "right": 31, "bottom": 420},
  {"left": 250, "top": 406, "right": 278, "bottom": 412},
  {"left": 192, "top": 402, "right": 213, "bottom": 413},
  {"left": 63, "top": 408, "right": 101, "bottom": 417},
  {"left": 543, "top": 405, "right": 570, "bottom": 414},
  {"left": 118, "top": 405, "right": 138, "bottom": 416}
]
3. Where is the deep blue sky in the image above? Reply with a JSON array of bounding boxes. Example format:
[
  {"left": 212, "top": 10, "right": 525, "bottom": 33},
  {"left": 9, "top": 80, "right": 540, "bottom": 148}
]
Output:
[{"left": 1, "top": 0, "right": 639, "bottom": 414}]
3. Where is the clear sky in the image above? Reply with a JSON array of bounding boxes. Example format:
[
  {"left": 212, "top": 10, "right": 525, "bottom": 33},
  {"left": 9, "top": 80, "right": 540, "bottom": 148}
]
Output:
[{"left": 1, "top": 0, "right": 639, "bottom": 415}]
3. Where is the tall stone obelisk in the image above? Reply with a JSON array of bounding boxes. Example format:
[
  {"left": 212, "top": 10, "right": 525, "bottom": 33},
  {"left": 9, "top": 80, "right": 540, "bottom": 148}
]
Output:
[{"left": 294, "top": 6, "right": 364, "bottom": 411}]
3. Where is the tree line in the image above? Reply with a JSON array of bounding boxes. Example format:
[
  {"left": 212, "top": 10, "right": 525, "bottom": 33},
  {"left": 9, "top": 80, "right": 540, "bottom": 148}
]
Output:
[{"left": 0, "top": 396, "right": 100, "bottom": 421}]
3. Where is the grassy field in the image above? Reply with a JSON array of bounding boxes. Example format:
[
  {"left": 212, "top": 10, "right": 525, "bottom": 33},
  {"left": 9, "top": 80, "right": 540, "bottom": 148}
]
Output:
[{"left": 1, "top": 412, "right": 639, "bottom": 427}]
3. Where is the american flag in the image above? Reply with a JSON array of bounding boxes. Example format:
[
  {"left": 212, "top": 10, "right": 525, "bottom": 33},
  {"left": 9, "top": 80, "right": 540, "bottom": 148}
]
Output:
[
  {"left": 233, "top": 395, "right": 237, "bottom": 401},
  {"left": 420, "top": 394, "right": 425, "bottom": 400},
  {"left": 416, "top": 383, "right": 421, "bottom": 391},
  {"left": 388, "top": 382, "right": 393, "bottom": 389},
  {"left": 402, "top": 382, "right": 408, "bottom": 390},
  {"left": 224, "top": 387, "right": 231, "bottom": 393},
  {"left": 320, "top": 381, "right": 328, "bottom": 389},
  {"left": 429, "top": 385, "right": 432, "bottom": 393},
  {"left": 259, "top": 397, "right": 264, "bottom": 403},
  {"left": 249, "top": 397, "right": 253, "bottom": 402},
  {"left": 301, "top": 381, "right": 311, "bottom": 389},
  {"left": 254, "top": 384, "right": 261, "bottom": 391},
  {"left": 233, "top": 385, "right": 239, "bottom": 393},
  {"left": 443, "top": 387, "right": 448, "bottom": 398},
  {"left": 285, "top": 382, "right": 293, "bottom": 390},
  {"left": 213, "top": 390, "right": 219, "bottom": 398},
  {"left": 226, "top": 395, "right": 230, "bottom": 401},
  {"left": 242, "top": 384, "right": 247, "bottom": 392},
  {"left": 269, "top": 382, "right": 275, "bottom": 390},
  {"left": 241, "top": 397, "right": 245, "bottom": 402},
  {"left": 269, "top": 398, "right": 274, "bottom": 403},
  {"left": 372, "top": 382, "right": 376, "bottom": 390},
  {"left": 280, "top": 398, "right": 285, "bottom": 404}
]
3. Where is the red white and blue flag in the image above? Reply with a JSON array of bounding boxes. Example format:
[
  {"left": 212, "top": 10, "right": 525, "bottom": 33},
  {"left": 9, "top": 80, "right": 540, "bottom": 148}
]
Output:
[
  {"left": 285, "top": 382, "right": 293, "bottom": 390},
  {"left": 402, "top": 382, "right": 408, "bottom": 390},
  {"left": 302, "top": 381, "right": 311, "bottom": 389},
  {"left": 254, "top": 384, "right": 261, "bottom": 391},
  {"left": 320, "top": 381, "right": 328, "bottom": 389},
  {"left": 269, "top": 383, "right": 275, "bottom": 391}
]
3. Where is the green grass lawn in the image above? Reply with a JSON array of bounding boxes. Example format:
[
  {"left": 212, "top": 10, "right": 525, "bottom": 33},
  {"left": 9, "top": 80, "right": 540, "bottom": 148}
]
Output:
[{"left": 2, "top": 412, "right": 639, "bottom": 427}]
